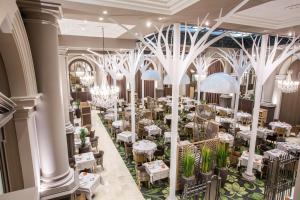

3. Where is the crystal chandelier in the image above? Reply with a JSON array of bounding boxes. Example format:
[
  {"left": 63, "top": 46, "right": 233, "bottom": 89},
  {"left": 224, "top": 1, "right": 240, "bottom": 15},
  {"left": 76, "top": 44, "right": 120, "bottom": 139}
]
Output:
[
  {"left": 80, "top": 73, "right": 94, "bottom": 87},
  {"left": 278, "top": 70, "right": 299, "bottom": 93},
  {"left": 90, "top": 84, "right": 120, "bottom": 108}
]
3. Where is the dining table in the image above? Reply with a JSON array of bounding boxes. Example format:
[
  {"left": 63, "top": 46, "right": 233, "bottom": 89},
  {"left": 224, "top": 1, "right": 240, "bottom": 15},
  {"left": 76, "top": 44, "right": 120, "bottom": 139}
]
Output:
[
  {"left": 269, "top": 121, "right": 292, "bottom": 136},
  {"left": 117, "top": 131, "right": 135, "bottom": 143},
  {"left": 143, "top": 160, "right": 170, "bottom": 184},
  {"left": 238, "top": 151, "right": 263, "bottom": 172},
  {"left": 277, "top": 142, "right": 300, "bottom": 154},
  {"left": 75, "top": 152, "right": 96, "bottom": 171},
  {"left": 218, "top": 132, "right": 234, "bottom": 147},
  {"left": 144, "top": 124, "right": 162, "bottom": 136},
  {"left": 78, "top": 172, "right": 102, "bottom": 200},
  {"left": 263, "top": 149, "right": 287, "bottom": 159},
  {"left": 133, "top": 140, "right": 157, "bottom": 160}
]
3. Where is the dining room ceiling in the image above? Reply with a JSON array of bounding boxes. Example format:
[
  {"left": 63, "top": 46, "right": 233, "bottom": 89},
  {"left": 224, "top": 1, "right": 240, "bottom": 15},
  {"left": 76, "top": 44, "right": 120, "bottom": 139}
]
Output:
[{"left": 52, "top": 0, "right": 300, "bottom": 50}]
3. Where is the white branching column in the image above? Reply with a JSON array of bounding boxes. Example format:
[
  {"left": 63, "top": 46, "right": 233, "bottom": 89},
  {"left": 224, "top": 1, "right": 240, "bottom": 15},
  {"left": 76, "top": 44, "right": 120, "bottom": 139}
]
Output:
[
  {"left": 233, "top": 34, "right": 300, "bottom": 181},
  {"left": 218, "top": 49, "right": 251, "bottom": 128},
  {"left": 19, "top": 1, "right": 77, "bottom": 198}
]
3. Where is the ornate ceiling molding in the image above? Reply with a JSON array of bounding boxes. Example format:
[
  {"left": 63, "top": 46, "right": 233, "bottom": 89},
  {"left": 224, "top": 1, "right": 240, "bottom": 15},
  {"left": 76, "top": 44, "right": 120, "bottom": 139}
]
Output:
[{"left": 65, "top": 0, "right": 199, "bottom": 15}]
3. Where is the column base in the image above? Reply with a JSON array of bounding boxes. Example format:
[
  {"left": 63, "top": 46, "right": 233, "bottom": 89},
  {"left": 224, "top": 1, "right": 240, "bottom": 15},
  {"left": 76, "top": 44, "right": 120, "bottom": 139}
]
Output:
[
  {"left": 242, "top": 171, "right": 256, "bottom": 181},
  {"left": 40, "top": 168, "right": 78, "bottom": 199}
]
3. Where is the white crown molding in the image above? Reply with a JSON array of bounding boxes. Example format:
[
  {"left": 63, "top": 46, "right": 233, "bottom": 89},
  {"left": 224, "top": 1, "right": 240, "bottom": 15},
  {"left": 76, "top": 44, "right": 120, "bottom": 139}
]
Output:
[
  {"left": 65, "top": 0, "right": 199, "bottom": 15},
  {"left": 226, "top": 13, "right": 300, "bottom": 30}
]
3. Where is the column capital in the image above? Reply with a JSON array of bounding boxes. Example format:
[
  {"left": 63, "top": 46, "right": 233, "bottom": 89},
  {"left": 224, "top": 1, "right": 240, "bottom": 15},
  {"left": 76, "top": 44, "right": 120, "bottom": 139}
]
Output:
[
  {"left": 11, "top": 94, "right": 42, "bottom": 119},
  {"left": 17, "top": 0, "right": 63, "bottom": 26},
  {"left": 58, "top": 48, "right": 68, "bottom": 56}
]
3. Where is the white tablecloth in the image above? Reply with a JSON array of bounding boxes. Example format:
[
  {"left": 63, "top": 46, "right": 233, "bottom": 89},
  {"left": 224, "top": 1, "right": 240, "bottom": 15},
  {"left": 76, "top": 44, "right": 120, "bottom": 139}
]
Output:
[
  {"left": 133, "top": 140, "right": 157, "bottom": 159},
  {"left": 186, "top": 112, "right": 196, "bottom": 120},
  {"left": 164, "top": 132, "right": 171, "bottom": 144},
  {"left": 277, "top": 142, "right": 300, "bottom": 154},
  {"left": 106, "top": 108, "right": 114, "bottom": 113},
  {"left": 215, "top": 106, "right": 233, "bottom": 114},
  {"left": 238, "top": 151, "right": 263, "bottom": 172},
  {"left": 238, "top": 130, "right": 251, "bottom": 142},
  {"left": 184, "top": 104, "right": 195, "bottom": 111},
  {"left": 112, "top": 120, "right": 129, "bottom": 130},
  {"left": 237, "top": 112, "right": 252, "bottom": 123},
  {"left": 117, "top": 131, "right": 134, "bottom": 143},
  {"left": 178, "top": 140, "right": 191, "bottom": 147},
  {"left": 263, "top": 149, "right": 287, "bottom": 159},
  {"left": 144, "top": 125, "right": 162, "bottom": 136},
  {"left": 104, "top": 113, "right": 115, "bottom": 120},
  {"left": 75, "top": 152, "right": 96, "bottom": 171},
  {"left": 257, "top": 127, "right": 274, "bottom": 139},
  {"left": 143, "top": 160, "right": 170, "bottom": 183},
  {"left": 269, "top": 121, "right": 292, "bottom": 136},
  {"left": 185, "top": 122, "right": 196, "bottom": 129},
  {"left": 218, "top": 132, "right": 234, "bottom": 147},
  {"left": 78, "top": 173, "right": 101, "bottom": 200},
  {"left": 74, "top": 137, "right": 91, "bottom": 150},
  {"left": 139, "top": 118, "right": 154, "bottom": 126}
]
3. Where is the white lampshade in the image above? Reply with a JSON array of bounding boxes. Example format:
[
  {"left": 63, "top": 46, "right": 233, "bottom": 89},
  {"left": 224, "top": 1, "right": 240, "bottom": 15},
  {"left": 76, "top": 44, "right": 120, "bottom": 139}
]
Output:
[
  {"left": 141, "top": 69, "right": 160, "bottom": 80},
  {"left": 163, "top": 74, "right": 190, "bottom": 85},
  {"left": 200, "top": 72, "right": 238, "bottom": 94}
]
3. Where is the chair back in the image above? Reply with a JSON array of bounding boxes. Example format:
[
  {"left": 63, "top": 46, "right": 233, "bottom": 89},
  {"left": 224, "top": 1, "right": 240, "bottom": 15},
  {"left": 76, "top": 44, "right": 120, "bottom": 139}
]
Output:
[
  {"left": 133, "top": 152, "right": 146, "bottom": 163},
  {"left": 275, "top": 127, "right": 286, "bottom": 137}
]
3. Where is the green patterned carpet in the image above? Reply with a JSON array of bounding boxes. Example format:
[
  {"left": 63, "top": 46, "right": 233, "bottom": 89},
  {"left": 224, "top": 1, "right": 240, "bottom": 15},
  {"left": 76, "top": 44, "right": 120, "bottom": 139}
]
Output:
[{"left": 100, "top": 114, "right": 265, "bottom": 200}]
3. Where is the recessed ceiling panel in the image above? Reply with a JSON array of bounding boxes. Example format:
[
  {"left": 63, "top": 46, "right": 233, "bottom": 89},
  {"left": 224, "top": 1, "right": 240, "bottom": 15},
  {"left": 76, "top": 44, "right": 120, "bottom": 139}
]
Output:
[
  {"left": 58, "top": 18, "right": 135, "bottom": 38},
  {"left": 225, "top": 0, "right": 300, "bottom": 29}
]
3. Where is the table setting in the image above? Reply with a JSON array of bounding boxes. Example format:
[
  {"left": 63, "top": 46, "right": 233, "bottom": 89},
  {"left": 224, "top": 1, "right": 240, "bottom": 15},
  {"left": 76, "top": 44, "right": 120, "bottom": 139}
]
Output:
[
  {"left": 117, "top": 131, "right": 135, "bottom": 143},
  {"left": 263, "top": 148, "right": 287, "bottom": 159},
  {"left": 238, "top": 151, "right": 263, "bottom": 172},
  {"left": 74, "top": 152, "right": 96, "bottom": 171},
  {"left": 277, "top": 142, "right": 300, "bottom": 154},
  {"left": 218, "top": 132, "right": 234, "bottom": 147},
  {"left": 237, "top": 111, "right": 252, "bottom": 124},
  {"left": 74, "top": 137, "right": 91, "bottom": 150},
  {"left": 143, "top": 160, "right": 170, "bottom": 183},
  {"left": 269, "top": 121, "right": 292, "bottom": 136},
  {"left": 139, "top": 118, "right": 154, "bottom": 126},
  {"left": 104, "top": 112, "right": 115, "bottom": 121},
  {"left": 133, "top": 140, "right": 157, "bottom": 160},
  {"left": 144, "top": 124, "right": 162, "bottom": 136},
  {"left": 78, "top": 172, "right": 102, "bottom": 200},
  {"left": 112, "top": 120, "right": 129, "bottom": 130}
]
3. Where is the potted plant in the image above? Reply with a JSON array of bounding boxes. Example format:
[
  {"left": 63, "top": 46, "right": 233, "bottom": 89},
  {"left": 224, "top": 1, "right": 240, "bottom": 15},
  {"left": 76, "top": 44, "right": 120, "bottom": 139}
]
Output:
[
  {"left": 79, "top": 128, "right": 88, "bottom": 147},
  {"left": 75, "top": 99, "right": 81, "bottom": 118},
  {"left": 182, "top": 149, "right": 196, "bottom": 185},
  {"left": 216, "top": 143, "right": 229, "bottom": 186},
  {"left": 200, "top": 146, "right": 213, "bottom": 182}
]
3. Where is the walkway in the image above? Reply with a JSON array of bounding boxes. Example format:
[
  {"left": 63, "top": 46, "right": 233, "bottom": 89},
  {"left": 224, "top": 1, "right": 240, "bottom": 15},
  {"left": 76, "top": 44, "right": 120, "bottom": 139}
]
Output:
[{"left": 91, "top": 110, "right": 144, "bottom": 200}]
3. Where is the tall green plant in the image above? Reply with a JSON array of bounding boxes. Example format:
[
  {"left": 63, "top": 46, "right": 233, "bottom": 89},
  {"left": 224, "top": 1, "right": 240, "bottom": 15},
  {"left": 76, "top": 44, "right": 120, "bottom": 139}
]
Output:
[
  {"left": 216, "top": 143, "right": 229, "bottom": 169},
  {"left": 182, "top": 150, "right": 195, "bottom": 178},
  {"left": 201, "top": 146, "right": 212, "bottom": 173},
  {"left": 80, "top": 128, "right": 88, "bottom": 147}
]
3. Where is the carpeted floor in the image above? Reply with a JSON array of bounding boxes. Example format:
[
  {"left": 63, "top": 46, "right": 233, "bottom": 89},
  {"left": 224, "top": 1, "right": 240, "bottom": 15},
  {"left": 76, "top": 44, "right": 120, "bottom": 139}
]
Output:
[{"left": 100, "top": 114, "right": 265, "bottom": 200}]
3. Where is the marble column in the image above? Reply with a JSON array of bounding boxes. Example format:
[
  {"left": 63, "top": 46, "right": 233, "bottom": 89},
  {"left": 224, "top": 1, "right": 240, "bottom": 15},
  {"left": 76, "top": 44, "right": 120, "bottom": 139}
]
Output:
[
  {"left": 18, "top": 1, "right": 78, "bottom": 198},
  {"left": 12, "top": 95, "right": 41, "bottom": 189},
  {"left": 59, "top": 49, "right": 75, "bottom": 158},
  {"left": 272, "top": 75, "right": 286, "bottom": 119}
]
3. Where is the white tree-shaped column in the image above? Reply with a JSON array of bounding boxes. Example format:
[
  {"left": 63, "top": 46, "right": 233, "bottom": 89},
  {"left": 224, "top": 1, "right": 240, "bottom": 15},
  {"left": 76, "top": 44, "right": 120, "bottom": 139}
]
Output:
[
  {"left": 218, "top": 49, "right": 251, "bottom": 127},
  {"left": 118, "top": 49, "right": 145, "bottom": 142},
  {"left": 233, "top": 34, "right": 300, "bottom": 180},
  {"left": 133, "top": 2, "right": 248, "bottom": 198},
  {"left": 193, "top": 53, "right": 219, "bottom": 101}
]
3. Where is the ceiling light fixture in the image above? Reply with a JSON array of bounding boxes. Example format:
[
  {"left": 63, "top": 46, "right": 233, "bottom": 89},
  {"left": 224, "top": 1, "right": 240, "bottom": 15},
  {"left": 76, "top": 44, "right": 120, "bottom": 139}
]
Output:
[
  {"left": 102, "top": 10, "right": 108, "bottom": 15},
  {"left": 99, "top": 17, "right": 104, "bottom": 21},
  {"left": 205, "top": 21, "right": 209, "bottom": 26},
  {"left": 158, "top": 17, "right": 164, "bottom": 21},
  {"left": 146, "top": 21, "right": 152, "bottom": 28},
  {"left": 288, "top": 32, "right": 293, "bottom": 37},
  {"left": 84, "top": 20, "right": 87, "bottom": 24}
]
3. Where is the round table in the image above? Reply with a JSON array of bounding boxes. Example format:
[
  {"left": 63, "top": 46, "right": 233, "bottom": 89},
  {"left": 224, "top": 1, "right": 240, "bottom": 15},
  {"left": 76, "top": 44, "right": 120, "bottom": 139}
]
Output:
[
  {"left": 218, "top": 132, "right": 234, "bottom": 147},
  {"left": 133, "top": 140, "right": 157, "bottom": 159},
  {"left": 269, "top": 121, "right": 292, "bottom": 136}
]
